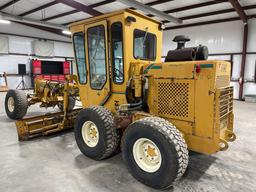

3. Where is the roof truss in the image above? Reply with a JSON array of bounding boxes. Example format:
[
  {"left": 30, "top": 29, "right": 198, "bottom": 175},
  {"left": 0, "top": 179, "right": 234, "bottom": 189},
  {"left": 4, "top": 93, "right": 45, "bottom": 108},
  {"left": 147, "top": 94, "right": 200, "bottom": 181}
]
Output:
[
  {"left": 228, "top": 0, "right": 247, "bottom": 23},
  {"left": 2, "top": 0, "right": 256, "bottom": 36},
  {"left": 54, "top": 0, "right": 102, "bottom": 16},
  {"left": 19, "top": 1, "right": 59, "bottom": 17},
  {"left": 164, "top": 0, "right": 223, "bottom": 14},
  {"left": 0, "top": 0, "right": 22, "bottom": 10}
]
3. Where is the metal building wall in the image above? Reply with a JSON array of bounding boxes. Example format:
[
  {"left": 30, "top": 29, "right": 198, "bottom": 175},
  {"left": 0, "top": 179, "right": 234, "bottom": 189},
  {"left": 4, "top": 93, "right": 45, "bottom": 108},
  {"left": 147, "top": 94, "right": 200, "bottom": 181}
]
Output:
[
  {"left": 0, "top": 22, "right": 74, "bottom": 89},
  {"left": 163, "top": 20, "right": 256, "bottom": 99}
]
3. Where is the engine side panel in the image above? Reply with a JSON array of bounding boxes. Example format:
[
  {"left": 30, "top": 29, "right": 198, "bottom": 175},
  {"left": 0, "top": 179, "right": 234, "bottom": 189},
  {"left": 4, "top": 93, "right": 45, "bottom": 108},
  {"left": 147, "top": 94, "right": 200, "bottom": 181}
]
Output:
[{"left": 147, "top": 60, "right": 235, "bottom": 154}]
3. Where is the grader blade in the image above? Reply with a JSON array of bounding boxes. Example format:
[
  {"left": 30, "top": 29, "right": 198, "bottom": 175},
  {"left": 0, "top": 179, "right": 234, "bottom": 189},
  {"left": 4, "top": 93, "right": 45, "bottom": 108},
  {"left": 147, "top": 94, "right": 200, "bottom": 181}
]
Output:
[{"left": 15, "top": 108, "right": 82, "bottom": 141}]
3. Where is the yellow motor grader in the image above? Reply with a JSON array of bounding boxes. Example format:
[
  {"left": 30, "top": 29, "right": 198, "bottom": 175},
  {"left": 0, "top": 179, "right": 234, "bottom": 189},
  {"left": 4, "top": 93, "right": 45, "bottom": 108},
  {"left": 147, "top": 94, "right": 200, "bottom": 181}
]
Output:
[
  {"left": 5, "top": 77, "right": 81, "bottom": 140},
  {"left": 5, "top": 9, "right": 236, "bottom": 189}
]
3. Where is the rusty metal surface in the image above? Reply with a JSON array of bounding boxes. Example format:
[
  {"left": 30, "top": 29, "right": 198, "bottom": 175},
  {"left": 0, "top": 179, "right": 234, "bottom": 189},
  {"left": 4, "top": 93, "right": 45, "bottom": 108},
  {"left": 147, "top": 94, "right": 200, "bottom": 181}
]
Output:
[
  {"left": 114, "top": 113, "right": 132, "bottom": 129},
  {"left": 16, "top": 108, "right": 82, "bottom": 140}
]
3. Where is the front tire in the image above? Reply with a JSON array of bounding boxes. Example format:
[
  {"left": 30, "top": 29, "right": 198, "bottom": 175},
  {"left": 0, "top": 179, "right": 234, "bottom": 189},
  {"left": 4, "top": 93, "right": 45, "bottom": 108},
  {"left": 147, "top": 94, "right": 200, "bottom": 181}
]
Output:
[
  {"left": 122, "top": 117, "right": 189, "bottom": 189},
  {"left": 74, "top": 106, "right": 120, "bottom": 160},
  {"left": 5, "top": 89, "right": 28, "bottom": 120}
]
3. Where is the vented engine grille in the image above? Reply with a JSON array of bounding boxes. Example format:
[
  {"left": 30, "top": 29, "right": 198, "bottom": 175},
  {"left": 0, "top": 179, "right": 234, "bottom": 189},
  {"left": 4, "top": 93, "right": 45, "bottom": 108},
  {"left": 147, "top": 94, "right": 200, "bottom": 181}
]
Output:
[
  {"left": 157, "top": 82, "right": 189, "bottom": 118},
  {"left": 219, "top": 86, "right": 233, "bottom": 120}
]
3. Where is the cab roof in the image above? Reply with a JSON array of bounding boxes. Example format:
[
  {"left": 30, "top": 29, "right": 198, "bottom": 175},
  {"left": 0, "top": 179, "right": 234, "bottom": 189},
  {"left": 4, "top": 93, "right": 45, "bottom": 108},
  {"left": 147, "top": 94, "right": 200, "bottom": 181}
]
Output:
[{"left": 69, "top": 9, "right": 162, "bottom": 27}]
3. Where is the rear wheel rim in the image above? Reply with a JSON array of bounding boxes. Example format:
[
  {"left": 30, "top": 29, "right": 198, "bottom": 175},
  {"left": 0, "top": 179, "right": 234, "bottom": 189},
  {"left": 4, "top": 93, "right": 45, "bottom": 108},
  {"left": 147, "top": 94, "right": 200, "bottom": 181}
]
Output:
[
  {"left": 7, "top": 97, "right": 15, "bottom": 112},
  {"left": 82, "top": 121, "right": 99, "bottom": 147},
  {"left": 133, "top": 138, "right": 162, "bottom": 173}
]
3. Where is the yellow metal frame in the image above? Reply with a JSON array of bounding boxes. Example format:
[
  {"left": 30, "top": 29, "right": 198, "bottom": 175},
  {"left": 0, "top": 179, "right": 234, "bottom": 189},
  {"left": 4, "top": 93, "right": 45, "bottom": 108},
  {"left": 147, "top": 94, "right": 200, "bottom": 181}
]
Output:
[
  {"left": 66, "top": 9, "right": 235, "bottom": 154},
  {"left": 16, "top": 75, "right": 81, "bottom": 140}
]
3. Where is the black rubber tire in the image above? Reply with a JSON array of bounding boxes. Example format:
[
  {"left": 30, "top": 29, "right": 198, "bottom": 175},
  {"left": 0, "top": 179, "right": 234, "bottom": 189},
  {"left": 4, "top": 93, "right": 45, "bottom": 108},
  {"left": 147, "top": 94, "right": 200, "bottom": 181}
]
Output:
[
  {"left": 5, "top": 89, "right": 28, "bottom": 120},
  {"left": 74, "top": 106, "right": 120, "bottom": 160},
  {"left": 122, "top": 117, "right": 189, "bottom": 189},
  {"left": 57, "top": 96, "right": 76, "bottom": 111}
]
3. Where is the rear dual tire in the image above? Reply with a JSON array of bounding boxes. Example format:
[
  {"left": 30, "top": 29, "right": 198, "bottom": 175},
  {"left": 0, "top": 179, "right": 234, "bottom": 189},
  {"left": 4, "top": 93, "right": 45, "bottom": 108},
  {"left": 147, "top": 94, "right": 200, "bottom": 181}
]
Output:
[{"left": 122, "top": 117, "right": 189, "bottom": 189}]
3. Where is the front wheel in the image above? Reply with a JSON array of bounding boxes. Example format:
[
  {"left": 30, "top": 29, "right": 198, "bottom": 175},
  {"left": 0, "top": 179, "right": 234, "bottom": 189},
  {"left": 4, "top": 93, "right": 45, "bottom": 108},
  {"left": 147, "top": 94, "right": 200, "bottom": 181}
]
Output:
[
  {"left": 74, "top": 106, "right": 120, "bottom": 160},
  {"left": 122, "top": 117, "right": 189, "bottom": 189},
  {"left": 5, "top": 89, "right": 28, "bottom": 120}
]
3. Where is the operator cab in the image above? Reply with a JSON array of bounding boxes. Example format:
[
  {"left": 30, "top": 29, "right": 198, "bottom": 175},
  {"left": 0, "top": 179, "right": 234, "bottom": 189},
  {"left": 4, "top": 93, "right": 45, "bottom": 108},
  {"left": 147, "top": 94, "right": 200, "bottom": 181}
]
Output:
[{"left": 70, "top": 9, "right": 162, "bottom": 110}]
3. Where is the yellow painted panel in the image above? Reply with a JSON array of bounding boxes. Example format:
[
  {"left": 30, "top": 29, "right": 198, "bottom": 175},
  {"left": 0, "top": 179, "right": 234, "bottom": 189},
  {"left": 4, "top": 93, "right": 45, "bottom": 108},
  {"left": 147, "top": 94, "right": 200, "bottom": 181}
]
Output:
[
  {"left": 69, "top": 9, "right": 235, "bottom": 155},
  {"left": 161, "top": 63, "right": 195, "bottom": 78},
  {"left": 194, "top": 66, "right": 215, "bottom": 138}
]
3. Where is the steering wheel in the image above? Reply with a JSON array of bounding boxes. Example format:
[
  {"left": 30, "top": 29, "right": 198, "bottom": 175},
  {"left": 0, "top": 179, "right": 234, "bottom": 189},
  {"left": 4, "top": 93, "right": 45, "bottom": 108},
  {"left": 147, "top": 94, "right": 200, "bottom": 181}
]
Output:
[{"left": 113, "top": 68, "right": 123, "bottom": 80}]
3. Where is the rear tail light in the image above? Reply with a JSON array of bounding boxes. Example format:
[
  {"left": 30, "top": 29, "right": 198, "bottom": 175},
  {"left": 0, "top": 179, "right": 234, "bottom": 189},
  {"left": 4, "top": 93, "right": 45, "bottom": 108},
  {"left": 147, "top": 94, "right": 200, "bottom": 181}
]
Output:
[{"left": 196, "top": 64, "right": 201, "bottom": 73}]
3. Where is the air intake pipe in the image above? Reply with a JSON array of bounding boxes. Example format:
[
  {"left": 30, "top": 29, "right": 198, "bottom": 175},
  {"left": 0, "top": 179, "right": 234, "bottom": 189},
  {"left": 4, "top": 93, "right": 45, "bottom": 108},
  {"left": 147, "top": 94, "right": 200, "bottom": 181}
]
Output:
[{"left": 165, "top": 35, "right": 208, "bottom": 62}]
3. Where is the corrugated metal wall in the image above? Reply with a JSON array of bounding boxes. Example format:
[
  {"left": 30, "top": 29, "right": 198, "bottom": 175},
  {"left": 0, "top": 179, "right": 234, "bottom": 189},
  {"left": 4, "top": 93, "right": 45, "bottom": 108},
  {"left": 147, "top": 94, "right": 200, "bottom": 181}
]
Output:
[
  {"left": 163, "top": 20, "right": 256, "bottom": 99},
  {"left": 0, "top": 22, "right": 74, "bottom": 89}
]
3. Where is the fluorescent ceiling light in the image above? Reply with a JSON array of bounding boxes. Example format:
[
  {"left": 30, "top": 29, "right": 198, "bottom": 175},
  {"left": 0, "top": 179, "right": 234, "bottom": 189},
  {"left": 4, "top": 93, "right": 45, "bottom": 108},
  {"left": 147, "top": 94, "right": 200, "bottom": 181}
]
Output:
[
  {"left": 62, "top": 30, "right": 71, "bottom": 35},
  {"left": 0, "top": 19, "right": 11, "bottom": 24}
]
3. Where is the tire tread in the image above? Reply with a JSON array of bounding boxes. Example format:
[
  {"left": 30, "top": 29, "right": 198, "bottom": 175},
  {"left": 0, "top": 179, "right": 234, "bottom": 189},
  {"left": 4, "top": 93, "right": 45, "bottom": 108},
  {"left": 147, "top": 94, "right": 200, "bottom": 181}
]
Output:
[
  {"left": 5, "top": 90, "right": 28, "bottom": 119},
  {"left": 123, "top": 116, "right": 189, "bottom": 189},
  {"left": 76, "top": 106, "right": 120, "bottom": 160}
]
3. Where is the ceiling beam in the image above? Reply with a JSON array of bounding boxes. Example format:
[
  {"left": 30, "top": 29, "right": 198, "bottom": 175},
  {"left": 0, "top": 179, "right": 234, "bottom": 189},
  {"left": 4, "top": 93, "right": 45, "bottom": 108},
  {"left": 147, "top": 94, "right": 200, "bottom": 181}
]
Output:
[
  {"left": 41, "top": 10, "right": 78, "bottom": 22},
  {"left": 145, "top": 0, "right": 174, "bottom": 17},
  {"left": 42, "top": 0, "right": 176, "bottom": 22},
  {"left": 180, "top": 8, "right": 234, "bottom": 20},
  {"left": 165, "top": 16, "right": 241, "bottom": 30},
  {"left": 145, "top": 0, "right": 173, "bottom": 6},
  {"left": 0, "top": 0, "right": 22, "bottom": 10},
  {"left": 46, "top": 0, "right": 174, "bottom": 23},
  {"left": 0, "top": 32, "right": 71, "bottom": 43},
  {"left": 164, "top": 1, "right": 224, "bottom": 14},
  {"left": 54, "top": 0, "right": 102, "bottom": 16},
  {"left": 89, "top": 0, "right": 116, "bottom": 8},
  {"left": 19, "top": 1, "right": 59, "bottom": 17},
  {"left": 228, "top": 0, "right": 247, "bottom": 23},
  {"left": 1, "top": 11, "right": 67, "bottom": 30},
  {"left": 41, "top": 0, "right": 114, "bottom": 22},
  {"left": 180, "top": 4, "right": 256, "bottom": 21},
  {"left": 213, "top": 0, "right": 229, "bottom": 2},
  {"left": 248, "top": 14, "right": 256, "bottom": 19},
  {"left": 13, "top": 21, "right": 68, "bottom": 37},
  {"left": 61, "top": 0, "right": 227, "bottom": 25},
  {"left": 165, "top": 14, "right": 256, "bottom": 30},
  {"left": 148, "top": 0, "right": 226, "bottom": 20}
]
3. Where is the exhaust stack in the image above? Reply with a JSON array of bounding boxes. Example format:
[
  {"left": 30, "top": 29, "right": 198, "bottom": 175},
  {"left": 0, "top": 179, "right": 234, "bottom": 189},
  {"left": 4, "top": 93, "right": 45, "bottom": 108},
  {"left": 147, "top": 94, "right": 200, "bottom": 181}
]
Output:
[{"left": 165, "top": 35, "right": 209, "bottom": 62}]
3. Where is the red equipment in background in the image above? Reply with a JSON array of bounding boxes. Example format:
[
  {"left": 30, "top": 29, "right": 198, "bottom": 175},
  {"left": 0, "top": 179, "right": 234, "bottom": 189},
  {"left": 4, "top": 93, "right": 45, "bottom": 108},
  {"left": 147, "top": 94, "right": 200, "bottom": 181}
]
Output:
[{"left": 31, "top": 59, "right": 71, "bottom": 84}]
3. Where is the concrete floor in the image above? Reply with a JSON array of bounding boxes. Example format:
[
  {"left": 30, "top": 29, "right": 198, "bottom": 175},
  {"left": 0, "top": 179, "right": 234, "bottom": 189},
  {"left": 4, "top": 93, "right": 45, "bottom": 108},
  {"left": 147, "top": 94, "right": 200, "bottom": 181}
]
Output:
[{"left": 0, "top": 92, "right": 255, "bottom": 192}]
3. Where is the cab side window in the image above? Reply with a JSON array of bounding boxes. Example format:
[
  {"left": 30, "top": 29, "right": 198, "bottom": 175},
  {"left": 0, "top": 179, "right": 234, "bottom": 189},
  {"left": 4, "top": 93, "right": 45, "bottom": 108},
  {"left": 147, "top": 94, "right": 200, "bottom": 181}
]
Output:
[
  {"left": 73, "top": 32, "right": 86, "bottom": 84},
  {"left": 87, "top": 25, "right": 107, "bottom": 90},
  {"left": 111, "top": 22, "right": 124, "bottom": 84},
  {"left": 134, "top": 29, "right": 156, "bottom": 61}
]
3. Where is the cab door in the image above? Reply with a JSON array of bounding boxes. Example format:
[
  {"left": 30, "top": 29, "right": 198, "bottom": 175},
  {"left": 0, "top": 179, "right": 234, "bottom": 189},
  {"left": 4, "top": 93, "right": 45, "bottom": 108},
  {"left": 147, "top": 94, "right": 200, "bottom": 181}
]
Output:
[{"left": 84, "top": 20, "right": 111, "bottom": 106}]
